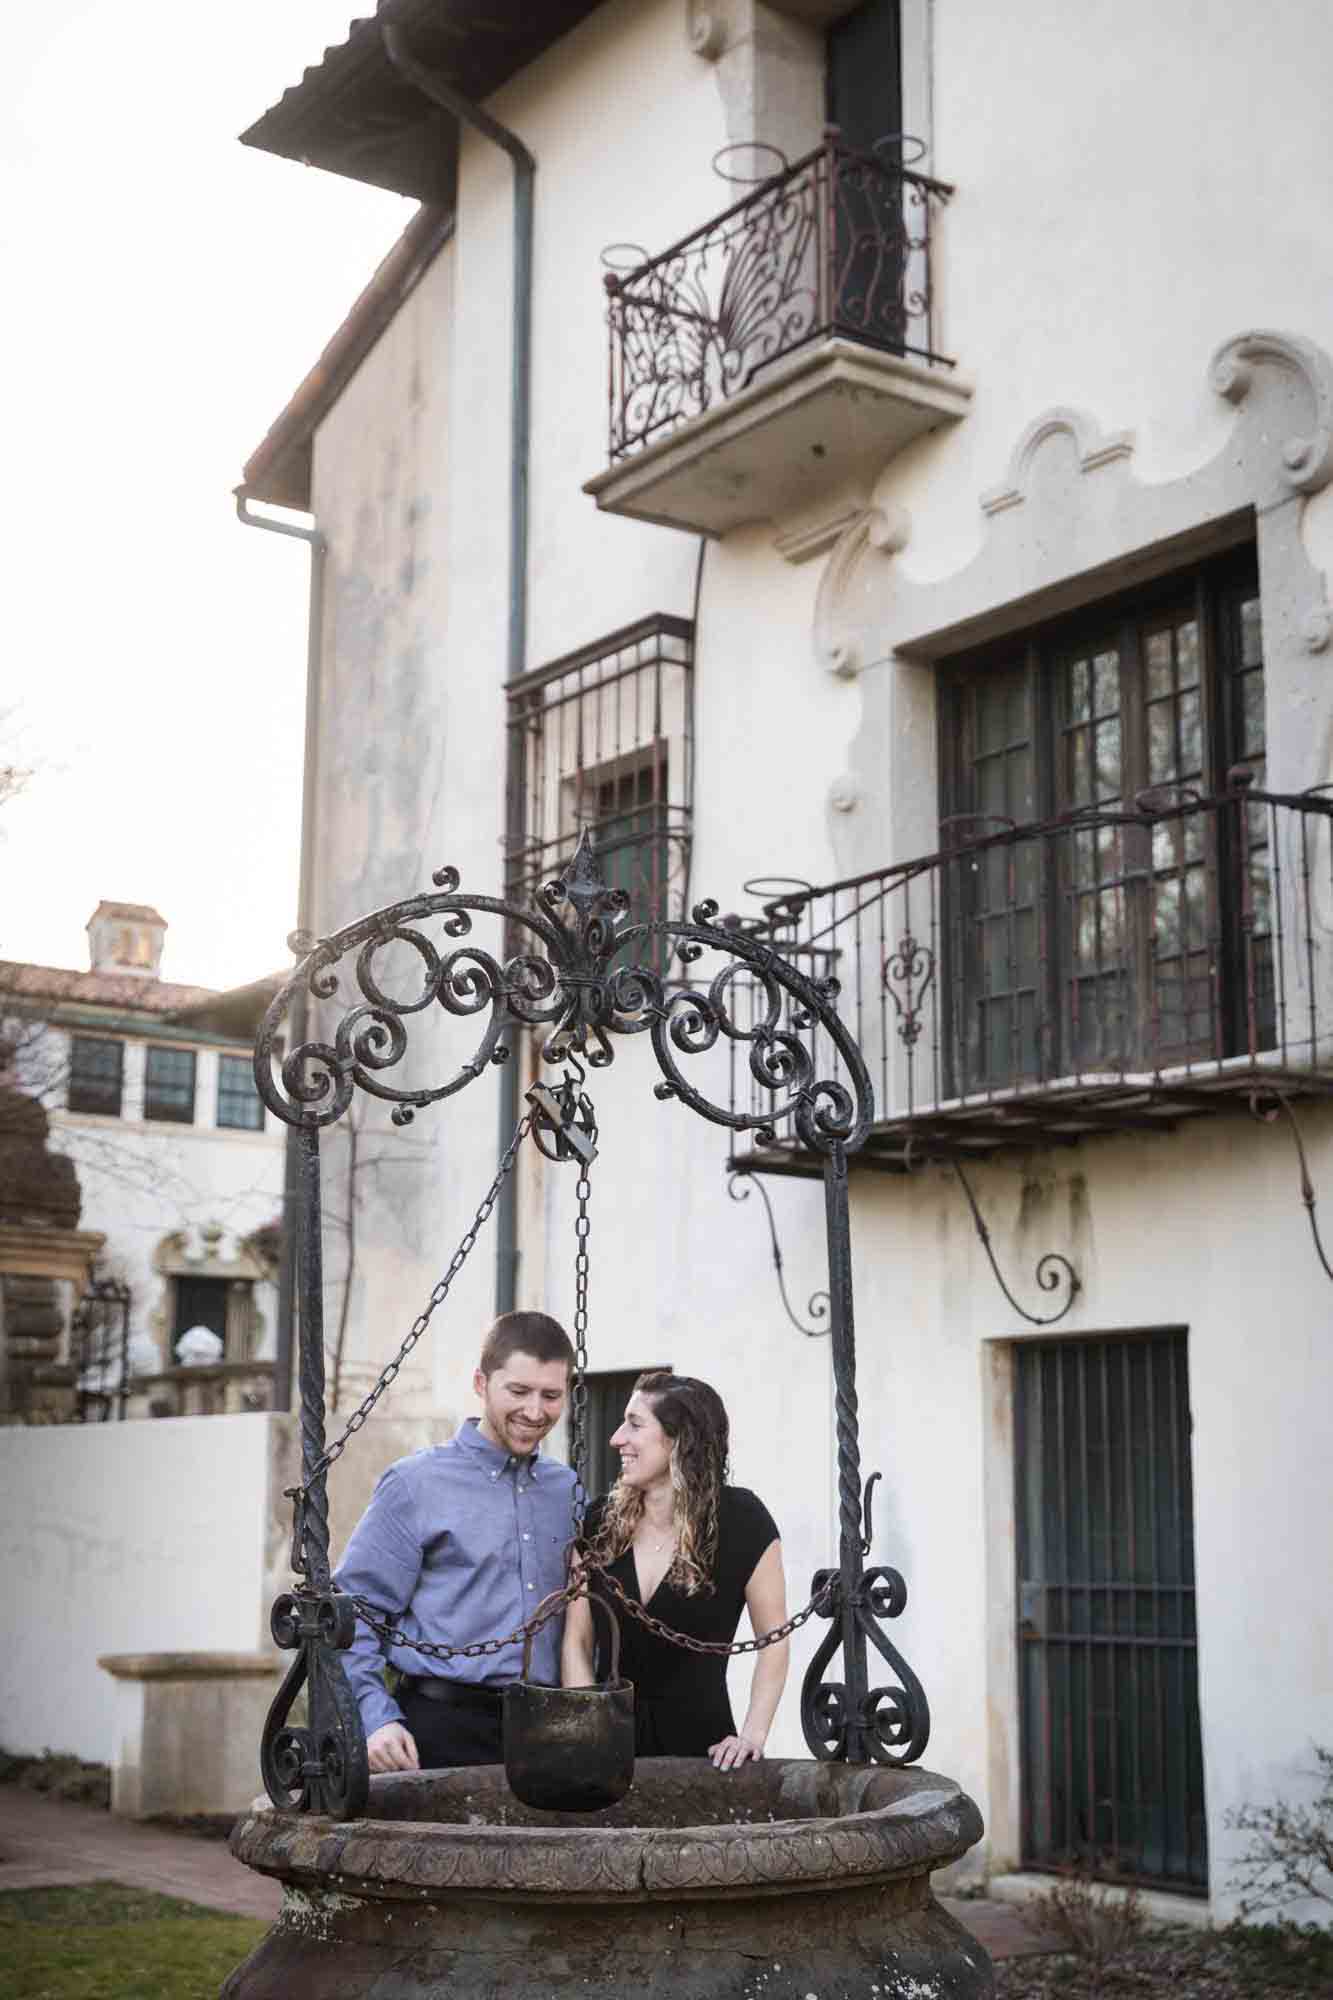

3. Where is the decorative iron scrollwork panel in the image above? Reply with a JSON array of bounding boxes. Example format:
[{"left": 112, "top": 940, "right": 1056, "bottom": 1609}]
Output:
[
  {"left": 262, "top": 1589, "right": 369, "bottom": 1818},
  {"left": 255, "top": 834, "right": 872, "bottom": 1158}
]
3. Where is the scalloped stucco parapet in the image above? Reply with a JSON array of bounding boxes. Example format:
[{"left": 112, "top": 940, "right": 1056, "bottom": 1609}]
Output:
[
  {"left": 980, "top": 407, "right": 1136, "bottom": 518},
  {"left": 817, "top": 327, "right": 1333, "bottom": 889}
]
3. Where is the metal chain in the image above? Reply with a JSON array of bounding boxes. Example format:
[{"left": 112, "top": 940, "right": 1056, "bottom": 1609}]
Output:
[
  {"left": 589, "top": 1562, "right": 835, "bottom": 1657},
  {"left": 567, "top": 1104, "right": 594, "bottom": 1535},
  {"left": 348, "top": 1559, "right": 834, "bottom": 1664},
  {"left": 301, "top": 1108, "right": 536, "bottom": 1490},
  {"left": 350, "top": 1578, "right": 580, "bottom": 1663}
]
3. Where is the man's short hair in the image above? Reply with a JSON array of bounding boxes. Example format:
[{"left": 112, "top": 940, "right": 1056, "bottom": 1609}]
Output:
[{"left": 479, "top": 1311, "right": 576, "bottom": 1378}]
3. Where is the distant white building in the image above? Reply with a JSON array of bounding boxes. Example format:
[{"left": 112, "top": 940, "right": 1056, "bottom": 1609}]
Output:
[{"left": 1, "top": 900, "right": 285, "bottom": 1416}]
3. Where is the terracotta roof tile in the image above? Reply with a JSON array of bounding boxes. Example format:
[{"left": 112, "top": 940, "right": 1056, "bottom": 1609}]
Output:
[{"left": 0, "top": 961, "right": 216, "bottom": 1017}]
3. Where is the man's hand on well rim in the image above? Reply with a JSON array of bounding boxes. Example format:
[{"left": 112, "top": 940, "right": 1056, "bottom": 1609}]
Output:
[{"left": 367, "top": 1722, "right": 420, "bottom": 1773}]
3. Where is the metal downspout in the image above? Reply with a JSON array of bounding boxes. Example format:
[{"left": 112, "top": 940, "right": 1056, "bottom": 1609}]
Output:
[
  {"left": 381, "top": 23, "right": 533, "bottom": 1319},
  {"left": 235, "top": 489, "right": 327, "bottom": 1409}
]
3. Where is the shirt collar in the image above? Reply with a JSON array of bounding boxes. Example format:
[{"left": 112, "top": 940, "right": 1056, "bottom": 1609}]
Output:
[{"left": 455, "top": 1414, "right": 547, "bottom": 1477}]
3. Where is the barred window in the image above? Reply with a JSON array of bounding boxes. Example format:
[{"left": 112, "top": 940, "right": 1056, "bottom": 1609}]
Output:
[
  {"left": 68, "top": 1036, "right": 123, "bottom": 1117},
  {"left": 144, "top": 1045, "right": 196, "bottom": 1124},
  {"left": 506, "top": 615, "right": 693, "bottom": 967},
  {"left": 217, "top": 1053, "right": 264, "bottom": 1131}
]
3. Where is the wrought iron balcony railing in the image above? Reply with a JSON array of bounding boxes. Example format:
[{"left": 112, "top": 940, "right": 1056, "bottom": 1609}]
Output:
[
  {"left": 603, "top": 135, "right": 953, "bottom": 463},
  {"left": 728, "top": 781, "right": 1333, "bottom": 1168}
]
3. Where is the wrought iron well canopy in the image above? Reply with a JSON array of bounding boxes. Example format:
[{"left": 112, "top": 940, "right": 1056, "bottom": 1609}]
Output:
[{"left": 253, "top": 832, "right": 929, "bottom": 1816}]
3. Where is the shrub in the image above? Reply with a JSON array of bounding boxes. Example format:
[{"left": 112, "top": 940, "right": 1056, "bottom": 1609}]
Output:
[
  {"left": 1019, "top": 1867, "right": 1147, "bottom": 1973},
  {"left": 1226, "top": 1743, "right": 1333, "bottom": 1919}
]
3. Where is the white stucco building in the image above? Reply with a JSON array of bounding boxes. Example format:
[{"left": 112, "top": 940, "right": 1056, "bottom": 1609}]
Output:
[
  {"left": 234, "top": 0, "right": 1332, "bottom": 1917},
  {"left": 1, "top": 900, "right": 285, "bottom": 1411}
]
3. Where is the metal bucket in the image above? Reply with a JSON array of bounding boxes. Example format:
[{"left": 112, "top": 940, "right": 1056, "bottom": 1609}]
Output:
[{"left": 503, "top": 1591, "right": 635, "bottom": 1812}]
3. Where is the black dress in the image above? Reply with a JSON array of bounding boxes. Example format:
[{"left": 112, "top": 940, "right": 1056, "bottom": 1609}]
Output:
[{"left": 585, "top": 1486, "right": 780, "bottom": 1757}]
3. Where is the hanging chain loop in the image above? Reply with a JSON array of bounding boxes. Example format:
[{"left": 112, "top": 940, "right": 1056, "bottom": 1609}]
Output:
[
  {"left": 568, "top": 1095, "right": 595, "bottom": 1537},
  {"left": 298, "top": 1107, "right": 536, "bottom": 1498},
  {"left": 585, "top": 1562, "right": 835, "bottom": 1658},
  {"left": 297, "top": 1070, "right": 826, "bottom": 1661},
  {"left": 349, "top": 1560, "right": 835, "bottom": 1664}
]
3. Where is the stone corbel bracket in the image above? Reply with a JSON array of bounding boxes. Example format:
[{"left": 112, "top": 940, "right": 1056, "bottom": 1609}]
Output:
[{"left": 687, "top": 2, "right": 731, "bottom": 60}]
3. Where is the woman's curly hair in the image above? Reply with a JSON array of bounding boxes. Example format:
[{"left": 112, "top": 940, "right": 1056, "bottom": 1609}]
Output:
[{"left": 590, "top": 1371, "right": 730, "bottom": 1596}]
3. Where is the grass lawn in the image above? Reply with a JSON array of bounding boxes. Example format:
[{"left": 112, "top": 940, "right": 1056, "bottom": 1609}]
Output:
[{"left": 1, "top": 1881, "right": 267, "bottom": 2000}]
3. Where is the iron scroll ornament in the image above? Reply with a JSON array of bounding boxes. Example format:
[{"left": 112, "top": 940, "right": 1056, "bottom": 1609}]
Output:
[
  {"left": 253, "top": 831, "right": 873, "bottom": 1155},
  {"left": 254, "top": 833, "right": 930, "bottom": 1804}
]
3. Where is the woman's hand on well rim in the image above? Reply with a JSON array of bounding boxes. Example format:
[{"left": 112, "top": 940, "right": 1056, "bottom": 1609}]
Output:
[{"left": 708, "top": 1732, "right": 764, "bottom": 1771}]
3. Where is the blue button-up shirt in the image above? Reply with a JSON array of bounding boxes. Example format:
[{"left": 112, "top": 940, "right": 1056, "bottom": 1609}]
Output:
[{"left": 334, "top": 1418, "right": 577, "bottom": 1736}]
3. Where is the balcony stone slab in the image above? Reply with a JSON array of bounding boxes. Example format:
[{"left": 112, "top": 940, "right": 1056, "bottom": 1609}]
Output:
[{"left": 584, "top": 337, "right": 972, "bottom": 538}]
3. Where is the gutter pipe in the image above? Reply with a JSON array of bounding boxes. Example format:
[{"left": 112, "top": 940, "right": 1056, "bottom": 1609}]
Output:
[
  {"left": 381, "top": 22, "right": 534, "bottom": 1320},
  {"left": 235, "top": 489, "right": 328, "bottom": 1410}
]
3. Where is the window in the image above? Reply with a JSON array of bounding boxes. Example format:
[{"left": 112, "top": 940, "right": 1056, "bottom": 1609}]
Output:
[
  {"left": 507, "top": 615, "right": 694, "bottom": 967},
  {"left": 67, "top": 1036, "right": 123, "bottom": 1116},
  {"left": 826, "top": 0, "right": 901, "bottom": 152},
  {"left": 172, "top": 1275, "right": 232, "bottom": 1354},
  {"left": 144, "top": 1045, "right": 196, "bottom": 1123},
  {"left": 940, "top": 551, "right": 1266, "bottom": 1090},
  {"left": 217, "top": 1053, "right": 264, "bottom": 1131}
]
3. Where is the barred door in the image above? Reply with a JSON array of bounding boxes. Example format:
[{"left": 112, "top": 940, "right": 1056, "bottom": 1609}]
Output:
[{"left": 1015, "top": 1330, "right": 1208, "bottom": 1890}]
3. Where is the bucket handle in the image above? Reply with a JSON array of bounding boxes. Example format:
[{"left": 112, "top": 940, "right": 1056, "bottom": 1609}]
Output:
[{"left": 522, "top": 1584, "right": 622, "bottom": 1686}]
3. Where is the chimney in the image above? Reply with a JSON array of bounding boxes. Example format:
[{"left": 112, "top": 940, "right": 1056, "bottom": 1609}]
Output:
[{"left": 87, "top": 902, "right": 167, "bottom": 978}]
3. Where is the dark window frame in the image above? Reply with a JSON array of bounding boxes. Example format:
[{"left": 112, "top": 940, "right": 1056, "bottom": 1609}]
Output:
[
  {"left": 217, "top": 1052, "right": 265, "bottom": 1132},
  {"left": 144, "top": 1044, "right": 197, "bottom": 1124},
  {"left": 937, "top": 548, "right": 1265, "bottom": 1089},
  {"left": 67, "top": 1035, "right": 124, "bottom": 1117}
]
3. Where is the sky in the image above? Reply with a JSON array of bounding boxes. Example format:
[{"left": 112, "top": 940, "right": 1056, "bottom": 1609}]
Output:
[{"left": 0, "top": 2, "right": 412, "bottom": 989}]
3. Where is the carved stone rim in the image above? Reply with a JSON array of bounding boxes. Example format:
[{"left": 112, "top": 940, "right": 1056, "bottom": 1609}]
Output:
[{"left": 230, "top": 1759, "right": 983, "bottom": 1902}]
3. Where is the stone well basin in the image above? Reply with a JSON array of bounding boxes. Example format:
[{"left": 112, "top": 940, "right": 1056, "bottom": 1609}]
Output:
[{"left": 224, "top": 1758, "right": 992, "bottom": 1999}]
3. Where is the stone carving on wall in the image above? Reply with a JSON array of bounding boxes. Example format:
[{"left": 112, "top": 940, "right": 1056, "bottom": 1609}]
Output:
[
  {"left": 150, "top": 1222, "right": 272, "bottom": 1368},
  {"left": 0, "top": 1087, "right": 103, "bottom": 1423}
]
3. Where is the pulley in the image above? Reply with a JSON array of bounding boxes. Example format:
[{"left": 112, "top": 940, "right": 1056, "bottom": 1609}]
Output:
[{"left": 527, "top": 1065, "right": 599, "bottom": 1166}]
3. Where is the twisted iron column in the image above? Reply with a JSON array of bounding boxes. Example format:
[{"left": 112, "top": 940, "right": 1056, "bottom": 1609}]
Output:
[
  {"left": 800, "top": 1140, "right": 931, "bottom": 1766},
  {"left": 260, "top": 1127, "right": 369, "bottom": 1816},
  {"left": 827, "top": 1140, "right": 870, "bottom": 1758}
]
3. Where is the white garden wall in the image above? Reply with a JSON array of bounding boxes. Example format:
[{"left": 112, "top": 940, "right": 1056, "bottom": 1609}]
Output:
[{"left": 0, "top": 1414, "right": 275, "bottom": 1762}]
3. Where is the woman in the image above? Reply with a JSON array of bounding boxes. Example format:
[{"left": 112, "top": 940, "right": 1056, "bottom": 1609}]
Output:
[{"left": 561, "top": 1370, "right": 788, "bottom": 1769}]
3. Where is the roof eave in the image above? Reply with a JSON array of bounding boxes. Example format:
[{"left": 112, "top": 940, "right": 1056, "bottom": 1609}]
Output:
[{"left": 240, "top": 202, "right": 454, "bottom": 510}]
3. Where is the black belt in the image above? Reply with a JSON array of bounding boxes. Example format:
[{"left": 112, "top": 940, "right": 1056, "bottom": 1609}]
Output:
[{"left": 399, "top": 1676, "right": 506, "bottom": 1709}]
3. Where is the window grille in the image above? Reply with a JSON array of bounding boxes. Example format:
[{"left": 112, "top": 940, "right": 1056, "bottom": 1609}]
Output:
[
  {"left": 144, "top": 1045, "right": 196, "bottom": 1123},
  {"left": 1016, "top": 1328, "right": 1206, "bottom": 1891},
  {"left": 217, "top": 1052, "right": 265, "bottom": 1131},
  {"left": 67, "top": 1036, "right": 123, "bottom": 1117},
  {"left": 506, "top": 615, "right": 693, "bottom": 967}
]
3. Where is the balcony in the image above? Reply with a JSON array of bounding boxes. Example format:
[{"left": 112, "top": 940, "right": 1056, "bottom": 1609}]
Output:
[
  {"left": 726, "top": 782, "right": 1333, "bottom": 1174},
  {"left": 584, "top": 136, "right": 970, "bottom": 538}
]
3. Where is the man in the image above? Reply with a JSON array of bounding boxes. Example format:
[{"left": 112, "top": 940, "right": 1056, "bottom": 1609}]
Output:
[{"left": 335, "top": 1310, "right": 578, "bottom": 1773}]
